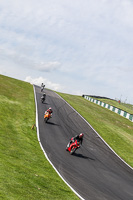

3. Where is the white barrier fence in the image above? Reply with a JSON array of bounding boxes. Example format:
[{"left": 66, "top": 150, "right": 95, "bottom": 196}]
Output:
[{"left": 84, "top": 95, "right": 133, "bottom": 122}]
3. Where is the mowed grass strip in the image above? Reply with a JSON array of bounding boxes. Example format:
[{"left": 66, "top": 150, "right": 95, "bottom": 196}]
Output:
[
  {"left": 57, "top": 92, "right": 133, "bottom": 168},
  {"left": 0, "top": 75, "right": 79, "bottom": 200}
]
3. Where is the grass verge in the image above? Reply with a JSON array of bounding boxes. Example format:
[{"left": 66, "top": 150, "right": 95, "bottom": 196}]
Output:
[
  {"left": 0, "top": 75, "right": 79, "bottom": 200},
  {"left": 87, "top": 96, "right": 133, "bottom": 114}
]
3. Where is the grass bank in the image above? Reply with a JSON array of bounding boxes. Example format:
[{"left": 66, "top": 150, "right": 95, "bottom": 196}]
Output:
[
  {"left": 87, "top": 97, "right": 133, "bottom": 115},
  {"left": 57, "top": 92, "right": 133, "bottom": 168},
  {"left": 0, "top": 75, "right": 79, "bottom": 200}
]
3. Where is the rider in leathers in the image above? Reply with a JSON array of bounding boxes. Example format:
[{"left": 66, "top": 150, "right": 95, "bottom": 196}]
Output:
[
  {"left": 67, "top": 133, "right": 84, "bottom": 149},
  {"left": 41, "top": 93, "right": 46, "bottom": 102},
  {"left": 46, "top": 107, "right": 53, "bottom": 114}
]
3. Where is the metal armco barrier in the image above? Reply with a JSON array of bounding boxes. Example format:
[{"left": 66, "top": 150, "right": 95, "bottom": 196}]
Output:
[{"left": 83, "top": 95, "right": 133, "bottom": 122}]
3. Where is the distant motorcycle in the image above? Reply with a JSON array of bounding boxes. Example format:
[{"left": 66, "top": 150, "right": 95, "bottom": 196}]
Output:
[
  {"left": 66, "top": 138, "right": 80, "bottom": 155},
  {"left": 41, "top": 86, "right": 44, "bottom": 92},
  {"left": 44, "top": 111, "right": 52, "bottom": 123},
  {"left": 41, "top": 95, "right": 46, "bottom": 103},
  {"left": 41, "top": 84, "right": 45, "bottom": 92}
]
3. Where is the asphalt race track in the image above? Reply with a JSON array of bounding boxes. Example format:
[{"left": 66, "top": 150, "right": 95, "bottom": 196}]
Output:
[{"left": 34, "top": 86, "right": 133, "bottom": 200}]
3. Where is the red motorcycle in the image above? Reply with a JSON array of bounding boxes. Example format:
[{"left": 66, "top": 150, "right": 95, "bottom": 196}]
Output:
[{"left": 66, "top": 137, "right": 80, "bottom": 155}]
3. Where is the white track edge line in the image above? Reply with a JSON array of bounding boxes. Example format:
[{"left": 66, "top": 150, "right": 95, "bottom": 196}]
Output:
[
  {"left": 56, "top": 92, "right": 133, "bottom": 171},
  {"left": 33, "top": 85, "right": 85, "bottom": 200}
]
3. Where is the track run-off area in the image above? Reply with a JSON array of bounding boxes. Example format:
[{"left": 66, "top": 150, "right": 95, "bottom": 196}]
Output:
[{"left": 34, "top": 85, "right": 133, "bottom": 200}]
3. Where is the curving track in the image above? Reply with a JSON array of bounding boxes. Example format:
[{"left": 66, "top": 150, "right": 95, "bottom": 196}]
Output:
[{"left": 34, "top": 86, "right": 133, "bottom": 200}]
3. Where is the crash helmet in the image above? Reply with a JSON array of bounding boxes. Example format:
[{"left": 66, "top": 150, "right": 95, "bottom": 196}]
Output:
[
  {"left": 43, "top": 93, "right": 46, "bottom": 96},
  {"left": 49, "top": 107, "right": 53, "bottom": 112},
  {"left": 79, "top": 133, "right": 84, "bottom": 138}
]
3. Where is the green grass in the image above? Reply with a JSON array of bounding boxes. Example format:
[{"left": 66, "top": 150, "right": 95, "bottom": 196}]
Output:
[
  {"left": 88, "top": 96, "right": 133, "bottom": 114},
  {"left": 57, "top": 92, "right": 133, "bottom": 168},
  {"left": 1, "top": 74, "right": 133, "bottom": 200},
  {"left": 0, "top": 75, "right": 79, "bottom": 200}
]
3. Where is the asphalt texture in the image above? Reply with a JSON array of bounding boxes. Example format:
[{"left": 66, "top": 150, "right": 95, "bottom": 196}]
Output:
[{"left": 35, "top": 86, "right": 133, "bottom": 200}]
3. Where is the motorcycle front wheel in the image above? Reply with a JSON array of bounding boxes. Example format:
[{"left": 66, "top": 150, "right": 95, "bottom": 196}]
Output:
[
  {"left": 44, "top": 117, "right": 48, "bottom": 123},
  {"left": 70, "top": 147, "right": 76, "bottom": 155}
]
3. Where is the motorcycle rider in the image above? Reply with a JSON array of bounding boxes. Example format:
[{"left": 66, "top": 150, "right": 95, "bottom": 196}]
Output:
[
  {"left": 46, "top": 107, "right": 53, "bottom": 114},
  {"left": 41, "top": 93, "right": 46, "bottom": 102},
  {"left": 41, "top": 83, "right": 45, "bottom": 88},
  {"left": 44, "top": 107, "right": 53, "bottom": 117},
  {"left": 44, "top": 107, "right": 53, "bottom": 120},
  {"left": 66, "top": 133, "right": 84, "bottom": 149},
  {"left": 41, "top": 83, "right": 45, "bottom": 92}
]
